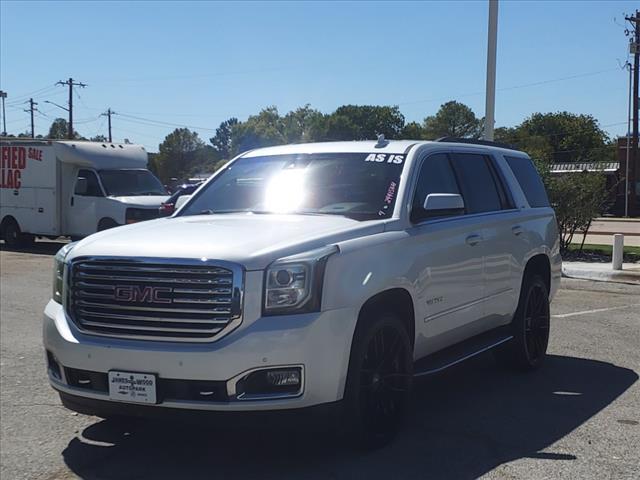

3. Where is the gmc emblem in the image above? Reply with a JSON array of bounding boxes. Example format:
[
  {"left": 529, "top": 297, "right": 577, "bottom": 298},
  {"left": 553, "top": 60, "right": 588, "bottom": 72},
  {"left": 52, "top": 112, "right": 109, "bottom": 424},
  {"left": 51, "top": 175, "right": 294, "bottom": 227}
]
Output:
[{"left": 114, "top": 285, "right": 172, "bottom": 304}]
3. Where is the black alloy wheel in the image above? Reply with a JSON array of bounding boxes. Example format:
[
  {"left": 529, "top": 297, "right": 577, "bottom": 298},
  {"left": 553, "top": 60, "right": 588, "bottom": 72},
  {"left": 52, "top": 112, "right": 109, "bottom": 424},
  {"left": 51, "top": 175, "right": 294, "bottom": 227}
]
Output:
[
  {"left": 344, "top": 314, "right": 412, "bottom": 448},
  {"left": 494, "top": 274, "right": 550, "bottom": 371},
  {"left": 522, "top": 280, "right": 550, "bottom": 365}
]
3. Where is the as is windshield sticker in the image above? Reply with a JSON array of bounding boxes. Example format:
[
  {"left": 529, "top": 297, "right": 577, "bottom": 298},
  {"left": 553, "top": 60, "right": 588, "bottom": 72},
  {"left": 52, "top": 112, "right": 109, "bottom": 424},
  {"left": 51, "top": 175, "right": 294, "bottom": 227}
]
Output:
[{"left": 364, "top": 153, "right": 404, "bottom": 164}]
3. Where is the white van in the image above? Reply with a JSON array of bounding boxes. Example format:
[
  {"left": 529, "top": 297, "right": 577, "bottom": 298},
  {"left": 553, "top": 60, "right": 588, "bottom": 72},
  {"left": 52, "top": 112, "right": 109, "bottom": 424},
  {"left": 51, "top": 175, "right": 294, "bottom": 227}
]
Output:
[{"left": 0, "top": 140, "right": 168, "bottom": 246}]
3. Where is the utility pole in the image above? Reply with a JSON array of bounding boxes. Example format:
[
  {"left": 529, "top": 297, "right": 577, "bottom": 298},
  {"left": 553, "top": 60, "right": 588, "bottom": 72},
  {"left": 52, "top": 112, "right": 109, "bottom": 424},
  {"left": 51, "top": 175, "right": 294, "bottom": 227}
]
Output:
[
  {"left": 626, "top": 10, "right": 640, "bottom": 216},
  {"left": 101, "top": 108, "right": 115, "bottom": 142},
  {"left": 484, "top": 0, "right": 499, "bottom": 141},
  {"left": 56, "top": 78, "right": 86, "bottom": 139},
  {"left": 0, "top": 90, "right": 7, "bottom": 136},
  {"left": 24, "top": 98, "right": 38, "bottom": 138}
]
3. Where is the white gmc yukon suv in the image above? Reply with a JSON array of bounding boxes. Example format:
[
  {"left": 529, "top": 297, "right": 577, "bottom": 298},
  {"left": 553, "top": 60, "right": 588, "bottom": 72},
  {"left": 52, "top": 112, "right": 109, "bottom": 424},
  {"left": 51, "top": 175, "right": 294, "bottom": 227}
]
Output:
[{"left": 44, "top": 138, "right": 561, "bottom": 446}]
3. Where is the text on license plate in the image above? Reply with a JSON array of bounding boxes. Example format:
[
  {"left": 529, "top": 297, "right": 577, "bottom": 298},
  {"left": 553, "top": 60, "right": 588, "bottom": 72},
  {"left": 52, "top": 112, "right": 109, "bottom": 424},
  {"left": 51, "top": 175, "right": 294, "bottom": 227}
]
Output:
[{"left": 108, "top": 371, "right": 157, "bottom": 404}]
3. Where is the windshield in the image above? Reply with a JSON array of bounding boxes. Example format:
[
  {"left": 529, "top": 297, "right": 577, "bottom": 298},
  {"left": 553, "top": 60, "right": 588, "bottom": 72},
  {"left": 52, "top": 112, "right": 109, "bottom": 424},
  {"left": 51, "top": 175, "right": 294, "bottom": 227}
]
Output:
[
  {"left": 99, "top": 169, "right": 167, "bottom": 196},
  {"left": 181, "top": 152, "right": 406, "bottom": 220}
]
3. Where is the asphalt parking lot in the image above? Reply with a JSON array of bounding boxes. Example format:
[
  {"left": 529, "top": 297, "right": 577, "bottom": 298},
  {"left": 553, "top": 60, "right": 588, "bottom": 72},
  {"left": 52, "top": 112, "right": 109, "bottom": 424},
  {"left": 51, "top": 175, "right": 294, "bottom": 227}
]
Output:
[{"left": 1, "top": 241, "right": 639, "bottom": 480}]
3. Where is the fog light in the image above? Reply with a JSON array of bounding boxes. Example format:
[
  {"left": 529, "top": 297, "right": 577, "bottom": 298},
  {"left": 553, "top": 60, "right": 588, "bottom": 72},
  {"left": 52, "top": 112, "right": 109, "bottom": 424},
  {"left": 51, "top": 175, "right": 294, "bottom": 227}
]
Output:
[
  {"left": 267, "top": 369, "right": 301, "bottom": 387},
  {"left": 234, "top": 366, "right": 303, "bottom": 399}
]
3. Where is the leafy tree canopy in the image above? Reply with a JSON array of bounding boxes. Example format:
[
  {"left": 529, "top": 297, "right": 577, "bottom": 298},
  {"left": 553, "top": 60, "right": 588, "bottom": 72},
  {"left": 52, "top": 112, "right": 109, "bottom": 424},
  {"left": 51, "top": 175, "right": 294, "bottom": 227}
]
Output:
[
  {"left": 47, "top": 118, "right": 79, "bottom": 139},
  {"left": 495, "top": 112, "right": 612, "bottom": 164},
  {"left": 155, "top": 128, "right": 220, "bottom": 182},
  {"left": 422, "top": 101, "right": 483, "bottom": 139}
]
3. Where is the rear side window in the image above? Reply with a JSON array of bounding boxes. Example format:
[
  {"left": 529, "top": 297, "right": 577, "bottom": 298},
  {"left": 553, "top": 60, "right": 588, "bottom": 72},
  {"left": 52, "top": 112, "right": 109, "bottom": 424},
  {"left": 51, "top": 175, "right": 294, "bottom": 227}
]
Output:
[
  {"left": 505, "top": 156, "right": 550, "bottom": 208},
  {"left": 450, "top": 153, "right": 502, "bottom": 214}
]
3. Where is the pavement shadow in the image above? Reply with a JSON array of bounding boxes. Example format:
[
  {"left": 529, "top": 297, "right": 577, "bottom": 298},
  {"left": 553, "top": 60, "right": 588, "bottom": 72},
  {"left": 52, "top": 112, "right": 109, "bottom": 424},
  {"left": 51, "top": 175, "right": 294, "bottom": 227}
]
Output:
[
  {"left": 62, "top": 354, "right": 637, "bottom": 480},
  {"left": 0, "top": 239, "right": 67, "bottom": 256}
]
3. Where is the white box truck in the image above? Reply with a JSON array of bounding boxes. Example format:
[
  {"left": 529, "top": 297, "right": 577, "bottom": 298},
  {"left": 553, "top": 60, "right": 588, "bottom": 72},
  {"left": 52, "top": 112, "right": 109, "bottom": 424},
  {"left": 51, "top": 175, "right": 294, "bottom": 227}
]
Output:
[{"left": 0, "top": 140, "right": 168, "bottom": 247}]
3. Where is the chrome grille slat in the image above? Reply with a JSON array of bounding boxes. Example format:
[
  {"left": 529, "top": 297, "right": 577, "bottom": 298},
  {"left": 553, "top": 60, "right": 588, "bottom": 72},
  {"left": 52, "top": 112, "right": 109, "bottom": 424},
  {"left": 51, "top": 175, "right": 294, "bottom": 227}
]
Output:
[
  {"left": 77, "top": 309, "right": 231, "bottom": 325},
  {"left": 76, "top": 272, "right": 232, "bottom": 285},
  {"left": 172, "top": 298, "right": 232, "bottom": 305},
  {"left": 81, "top": 320, "right": 224, "bottom": 334},
  {"left": 76, "top": 264, "right": 232, "bottom": 276},
  {"left": 67, "top": 258, "right": 243, "bottom": 342},
  {"left": 75, "top": 299, "right": 232, "bottom": 315},
  {"left": 172, "top": 287, "right": 232, "bottom": 295}
]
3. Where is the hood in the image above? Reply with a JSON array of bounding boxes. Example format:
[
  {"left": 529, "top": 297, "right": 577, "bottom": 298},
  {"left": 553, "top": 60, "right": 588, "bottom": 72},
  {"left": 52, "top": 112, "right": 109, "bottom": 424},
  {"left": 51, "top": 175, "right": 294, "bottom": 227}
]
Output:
[
  {"left": 110, "top": 195, "right": 169, "bottom": 207},
  {"left": 69, "top": 213, "right": 386, "bottom": 270}
]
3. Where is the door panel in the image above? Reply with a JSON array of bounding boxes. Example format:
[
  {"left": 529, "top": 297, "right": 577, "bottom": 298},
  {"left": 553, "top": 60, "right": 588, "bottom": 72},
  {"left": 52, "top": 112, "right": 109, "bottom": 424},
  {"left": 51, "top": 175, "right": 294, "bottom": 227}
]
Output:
[
  {"left": 411, "top": 216, "right": 486, "bottom": 359},
  {"left": 67, "top": 169, "right": 102, "bottom": 236}
]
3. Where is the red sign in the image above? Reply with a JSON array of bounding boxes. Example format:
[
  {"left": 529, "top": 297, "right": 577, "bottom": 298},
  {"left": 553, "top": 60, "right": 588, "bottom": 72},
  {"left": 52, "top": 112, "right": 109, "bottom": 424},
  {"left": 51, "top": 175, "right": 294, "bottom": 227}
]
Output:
[{"left": 0, "top": 146, "right": 43, "bottom": 189}]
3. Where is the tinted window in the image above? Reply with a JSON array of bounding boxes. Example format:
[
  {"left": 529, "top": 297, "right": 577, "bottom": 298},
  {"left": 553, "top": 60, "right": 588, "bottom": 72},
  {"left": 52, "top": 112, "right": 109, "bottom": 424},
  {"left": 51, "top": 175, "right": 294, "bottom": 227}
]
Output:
[
  {"left": 505, "top": 156, "right": 550, "bottom": 208},
  {"left": 450, "top": 153, "right": 502, "bottom": 213},
  {"left": 182, "top": 152, "right": 406, "bottom": 221},
  {"left": 75, "top": 169, "right": 102, "bottom": 197},
  {"left": 99, "top": 169, "right": 166, "bottom": 196},
  {"left": 411, "top": 153, "right": 460, "bottom": 222}
]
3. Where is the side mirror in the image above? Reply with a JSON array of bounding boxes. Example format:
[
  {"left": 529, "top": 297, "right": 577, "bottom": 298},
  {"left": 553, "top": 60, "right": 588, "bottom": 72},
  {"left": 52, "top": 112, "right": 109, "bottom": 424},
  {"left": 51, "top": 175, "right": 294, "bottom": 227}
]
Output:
[
  {"left": 174, "top": 194, "right": 192, "bottom": 211},
  {"left": 75, "top": 177, "right": 88, "bottom": 195},
  {"left": 423, "top": 193, "right": 464, "bottom": 216}
]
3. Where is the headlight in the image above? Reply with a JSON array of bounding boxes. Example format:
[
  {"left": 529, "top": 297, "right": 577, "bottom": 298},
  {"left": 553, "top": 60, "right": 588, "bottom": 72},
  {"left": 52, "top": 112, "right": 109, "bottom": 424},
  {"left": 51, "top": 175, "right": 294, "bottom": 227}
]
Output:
[
  {"left": 264, "top": 245, "right": 338, "bottom": 315},
  {"left": 52, "top": 242, "right": 76, "bottom": 304}
]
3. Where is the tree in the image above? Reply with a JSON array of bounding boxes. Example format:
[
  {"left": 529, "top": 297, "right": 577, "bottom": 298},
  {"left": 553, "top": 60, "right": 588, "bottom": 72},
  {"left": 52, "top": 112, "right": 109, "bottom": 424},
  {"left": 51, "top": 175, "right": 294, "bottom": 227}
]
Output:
[
  {"left": 422, "top": 101, "right": 482, "bottom": 139},
  {"left": 154, "top": 128, "right": 206, "bottom": 182},
  {"left": 322, "top": 105, "right": 405, "bottom": 141},
  {"left": 90, "top": 135, "right": 108, "bottom": 142},
  {"left": 547, "top": 171, "right": 609, "bottom": 254},
  {"left": 495, "top": 112, "right": 613, "bottom": 164},
  {"left": 48, "top": 118, "right": 74, "bottom": 139},
  {"left": 231, "top": 107, "right": 287, "bottom": 154},
  {"left": 282, "top": 105, "right": 326, "bottom": 143},
  {"left": 400, "top": 121, "right": 425, "bottom": 140},
  {"left": 210, "top": 118, "right": 239, "bottom": 159}
]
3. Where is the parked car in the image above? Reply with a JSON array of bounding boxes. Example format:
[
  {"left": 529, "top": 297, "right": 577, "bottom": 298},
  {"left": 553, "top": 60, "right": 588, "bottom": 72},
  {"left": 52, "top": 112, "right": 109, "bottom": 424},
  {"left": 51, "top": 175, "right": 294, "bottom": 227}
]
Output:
[
  {"left": 158, "top": 183, "right": 202, "bottom": 216},
  {"left": 43, "top": 138, "right": 561, "bottom": 447}
]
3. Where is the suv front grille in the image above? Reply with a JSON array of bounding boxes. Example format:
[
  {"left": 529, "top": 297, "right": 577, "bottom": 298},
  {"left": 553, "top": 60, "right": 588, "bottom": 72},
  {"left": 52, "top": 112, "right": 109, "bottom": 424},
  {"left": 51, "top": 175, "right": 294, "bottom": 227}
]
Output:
[{"left": 67, "top": 258, "right": 243, "bottom": 342}]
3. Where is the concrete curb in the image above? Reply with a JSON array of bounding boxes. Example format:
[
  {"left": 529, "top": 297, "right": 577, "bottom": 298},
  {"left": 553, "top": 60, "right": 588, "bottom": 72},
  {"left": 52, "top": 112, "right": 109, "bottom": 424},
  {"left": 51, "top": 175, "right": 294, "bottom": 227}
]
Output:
[{"left": 562, "top": 266, "right": 640, "bottom": 285}]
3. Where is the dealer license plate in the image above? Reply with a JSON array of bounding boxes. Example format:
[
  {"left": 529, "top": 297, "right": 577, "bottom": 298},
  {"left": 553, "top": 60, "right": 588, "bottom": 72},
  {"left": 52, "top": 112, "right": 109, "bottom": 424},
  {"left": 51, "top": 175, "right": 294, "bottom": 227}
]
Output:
[{"left": 108, "top": 371, "right": 157, "bottom": 404}]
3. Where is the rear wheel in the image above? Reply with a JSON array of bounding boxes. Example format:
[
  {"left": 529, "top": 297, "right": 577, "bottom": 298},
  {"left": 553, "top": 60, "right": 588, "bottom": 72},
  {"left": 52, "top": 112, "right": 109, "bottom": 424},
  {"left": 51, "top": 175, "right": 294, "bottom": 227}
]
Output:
[
  {"left": 343, "top": 313, "right": 413, "bottom": 449},
  {"left": 495, "top": 274, "right": 550, "bottom": 371},
  {"left": 97, "top": 218, "right": 119, "bottom": 232},
  {"left": 2, "top": 219, "right": 22, "bottom": 248}
]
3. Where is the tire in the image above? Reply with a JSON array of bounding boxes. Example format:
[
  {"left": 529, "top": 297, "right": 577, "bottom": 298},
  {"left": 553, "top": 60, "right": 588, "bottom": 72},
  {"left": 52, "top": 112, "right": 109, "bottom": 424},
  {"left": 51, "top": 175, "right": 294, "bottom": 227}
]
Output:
[
  {"left": 494, "top": 274, "right": 550, "bottom": 371},
  {"left": 343, "top": 312, "right": 413, "bottom": 449},
  {"left": 97, "top": 218, "right": 118, "bottom": 232},
  {"left": 2, "top": 219, "right": 22, "bottom": 248}
]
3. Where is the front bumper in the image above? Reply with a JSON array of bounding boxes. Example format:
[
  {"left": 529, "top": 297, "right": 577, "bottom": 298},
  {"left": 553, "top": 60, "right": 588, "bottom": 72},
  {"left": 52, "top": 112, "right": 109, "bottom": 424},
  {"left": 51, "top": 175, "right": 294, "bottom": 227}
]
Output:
[{"left": 43, "top": 299, "right": 356, "bottom": 412}]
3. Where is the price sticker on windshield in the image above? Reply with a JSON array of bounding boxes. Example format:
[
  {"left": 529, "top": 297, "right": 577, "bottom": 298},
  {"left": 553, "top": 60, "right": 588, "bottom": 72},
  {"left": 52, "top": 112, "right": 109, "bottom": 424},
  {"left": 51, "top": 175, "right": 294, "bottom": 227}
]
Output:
[{"left": 364, "top": 153, "right": 405, "bottom": 164}]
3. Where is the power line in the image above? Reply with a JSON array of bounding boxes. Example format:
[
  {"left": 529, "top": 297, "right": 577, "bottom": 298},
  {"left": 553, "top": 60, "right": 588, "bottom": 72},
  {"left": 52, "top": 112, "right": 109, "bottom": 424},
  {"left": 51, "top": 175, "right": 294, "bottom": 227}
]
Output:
[
  {"left": 116, "top": 113, "right": 218, "bottom": 132},
  {"left": 396, "top": 67, "right": 620, "bottom": 106}
]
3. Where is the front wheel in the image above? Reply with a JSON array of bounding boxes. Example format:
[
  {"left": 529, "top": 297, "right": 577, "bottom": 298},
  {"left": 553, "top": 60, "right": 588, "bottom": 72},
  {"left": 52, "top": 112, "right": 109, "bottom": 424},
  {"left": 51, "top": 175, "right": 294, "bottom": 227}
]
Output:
[
  {"left": 343, "top": 313, "right": 413, "bottom": 449},
  {"left": 495, "top": 274, "right": 550, "bottom": 371}
]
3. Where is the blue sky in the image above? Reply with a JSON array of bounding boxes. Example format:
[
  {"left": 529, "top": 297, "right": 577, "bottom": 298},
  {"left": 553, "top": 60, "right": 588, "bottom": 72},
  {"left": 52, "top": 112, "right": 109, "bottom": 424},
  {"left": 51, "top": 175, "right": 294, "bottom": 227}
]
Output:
[{"left": 0, "top": 0, "right": 635, "bottom": 151}]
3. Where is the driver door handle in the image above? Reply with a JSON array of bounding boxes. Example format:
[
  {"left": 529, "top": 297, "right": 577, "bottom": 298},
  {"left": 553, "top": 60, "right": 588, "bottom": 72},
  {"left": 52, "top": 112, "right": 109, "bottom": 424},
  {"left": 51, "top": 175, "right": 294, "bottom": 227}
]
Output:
[{"left": 465, "top": 234, "right": 482, "bottom": 246}]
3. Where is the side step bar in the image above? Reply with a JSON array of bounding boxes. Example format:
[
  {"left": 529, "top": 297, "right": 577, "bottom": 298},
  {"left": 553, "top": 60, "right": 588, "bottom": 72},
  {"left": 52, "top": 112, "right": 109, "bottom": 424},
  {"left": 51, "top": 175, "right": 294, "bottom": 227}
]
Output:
[{"left": 413, "top": 327, "right": 513, "bottom": 377}]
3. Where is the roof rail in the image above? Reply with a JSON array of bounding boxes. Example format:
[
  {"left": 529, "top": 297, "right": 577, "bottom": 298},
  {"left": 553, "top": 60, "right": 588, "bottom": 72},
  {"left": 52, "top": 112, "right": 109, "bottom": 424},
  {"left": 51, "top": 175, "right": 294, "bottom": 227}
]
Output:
[{"left": 434, "top": 137, "right": 519, "bottom": 151}]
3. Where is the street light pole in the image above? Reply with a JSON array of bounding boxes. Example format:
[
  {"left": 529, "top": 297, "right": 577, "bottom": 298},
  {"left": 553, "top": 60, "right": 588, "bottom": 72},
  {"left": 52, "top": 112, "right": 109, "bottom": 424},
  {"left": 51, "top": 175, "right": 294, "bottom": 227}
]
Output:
[{"left": 484, "top": 0, "right": 499, "bottom": 141}]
